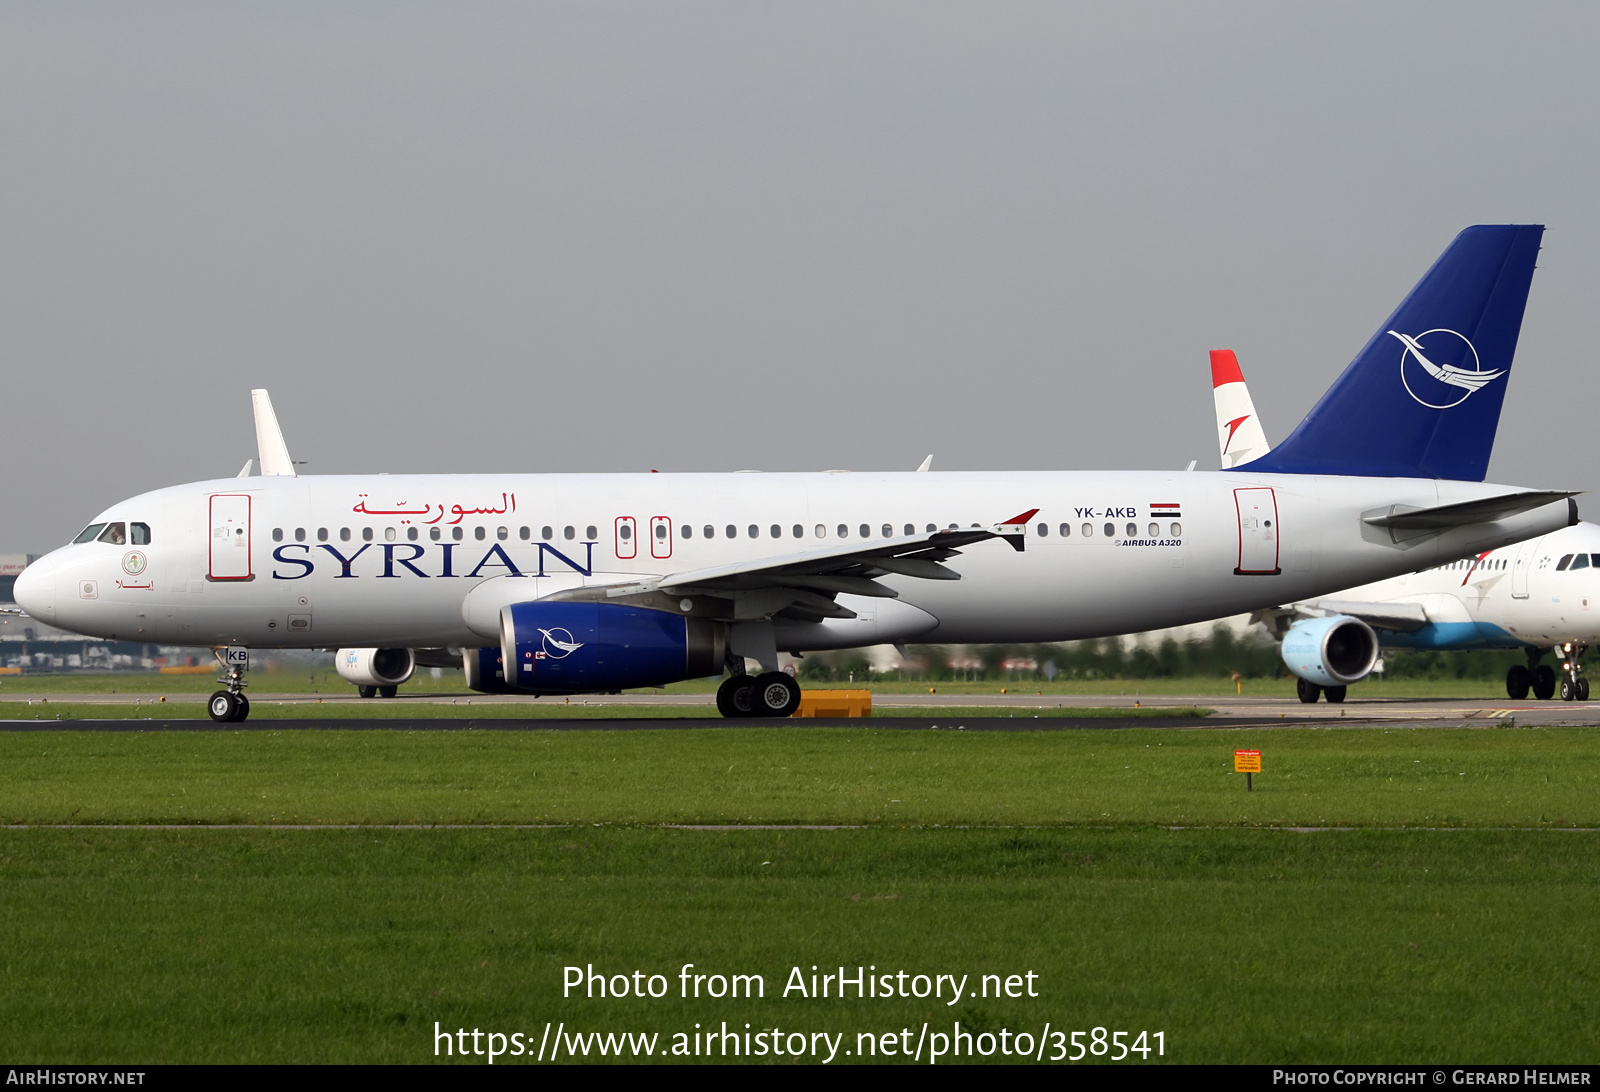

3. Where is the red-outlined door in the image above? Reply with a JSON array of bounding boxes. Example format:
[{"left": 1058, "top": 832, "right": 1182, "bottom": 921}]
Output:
[
  {"left": 614, "top": 516, "right": 637, "bottom": 560},
  {"left": 650, "top": 516, "right": 673, "bottom": 559},
  {"left": 1234, "top": 487, "right": 1280, "bottom": 575},
  {"left": 209, "top": 494, "right": 253, "bottom": 580}
]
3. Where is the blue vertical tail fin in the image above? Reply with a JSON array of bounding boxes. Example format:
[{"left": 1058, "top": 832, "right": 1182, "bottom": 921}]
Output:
[{"left": 1244, "top": 225, "right": 1543, "bottom": 480}]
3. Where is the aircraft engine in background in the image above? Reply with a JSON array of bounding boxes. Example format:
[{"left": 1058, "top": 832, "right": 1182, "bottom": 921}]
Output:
[
  {"left": 1280, "top": 615, "right": 1380, "bottom": 704},
  {"left": 462, "top": 647, "right": 520, "bottom": 694},
  {"left": 336, "top": 647, "right": 417, "bottom": 697},
  {"left": 499, "top": 601, "right": 724, "bottom": 694}
]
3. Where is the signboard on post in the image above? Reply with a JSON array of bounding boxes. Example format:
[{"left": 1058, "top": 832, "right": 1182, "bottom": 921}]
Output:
[{"left": 1235, "top": 749, "right": 1261, "bottom": 791}]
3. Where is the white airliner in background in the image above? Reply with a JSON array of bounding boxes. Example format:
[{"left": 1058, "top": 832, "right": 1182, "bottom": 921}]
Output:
[
  {"left": 1208, "top": 348, "right": 1600, "bottom": 703},
  {"left": 12, "top": 225, "right": 1576, "bottom": 721}
]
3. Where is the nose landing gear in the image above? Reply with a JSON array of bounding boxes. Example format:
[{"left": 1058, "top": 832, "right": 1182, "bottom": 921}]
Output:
[
  {"left": 1558, "top": 642, "right": 1589, "bottom": 702},
  {"left": 208, "top": 646, "right": 251, "bottom": 723}
]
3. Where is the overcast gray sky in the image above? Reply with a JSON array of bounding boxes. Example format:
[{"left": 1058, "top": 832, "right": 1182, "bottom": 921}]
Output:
[{"left": 3, "top": 2, "right": 1598, "bottom": 552}]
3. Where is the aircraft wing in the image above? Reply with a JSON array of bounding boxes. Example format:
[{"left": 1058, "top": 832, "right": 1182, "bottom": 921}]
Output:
[
  {"left": 1298, "top": 598, "right": 1430, "bottom": 632},
  {"left": 545, "top": 509, "right": 1038, "bottom": 622}
]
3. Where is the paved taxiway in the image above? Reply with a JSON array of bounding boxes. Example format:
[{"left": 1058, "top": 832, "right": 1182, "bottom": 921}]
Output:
[{"left": 2, "top": 690, "right": 1597, "bottom": 729}]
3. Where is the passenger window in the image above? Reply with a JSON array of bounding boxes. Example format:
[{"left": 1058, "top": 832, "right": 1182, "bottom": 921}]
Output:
[
  {"left": 681, "top": 525, "right": 692, "bottom": 539},
  {"left": 1083, "top": 523, "right": 1094, "bottom": 538},
  {"left": 407, "top": 527, "right": 419, "bottom": 541},
  {"left": 1127, "top": 522, "right": 1138, "bottom": 537},
  {"left": 131, "top": 523, "right": 151, "bottom": 545},
  {"left": 362, "top": 528, "right": 374, "bottom": 542},
  {"left": 1105, "top": 523, "right": 1115, "bottom": 537},
  {"left": 542, "top": 526, "right": 553, "bottom": 541},
  {"left": 73, "top": 523, "right": 107, "bottom": 544},
  {"left": 838, "top": 525, "right": 849, "bottom": 539},
  {"left": 704, "top": 525, "right": 715, "bottom": 539},
  {"left": 905, "top": 524, "right": 914, "bottom": 536},
  {"left": 586, "top": 526, "right": 597, "bottom": 539},
  {"left": 564, "top": 526, "right": 575, "bottom": 540},
  {"left": 747, "top": 525, "right": 759, "bottom": 538},
  {"left": 340, "top": 528, "right": 351, "bottom": 542},
  {"left": 860, "top": 524, "right": 870, "bottom": 538},
  {"left": 453, "top": 526, "right": 464, "bottom": 541},
  {"left": 316, "top": 528, "right": 328, "bottom": 542},
  {"left": 272, "top": 528, "right": 284, "bottom": 543},
  {"left": 771, "top": 525, "right": 781, "bottom": 538},
  {"left": 1557, "top": 554, "right": 1574, "bottom": 571},
  {"left": 926, "top": 524, "right": 936, "bottom": 533},
  {"left": 794, "top": 525, "right": 803, "bottom": 538},
  {"left": 1171, "top": 523, "right": 1182, "bottom": 537},
  {"left": 1059, "top": 523, "right": 1070, "bottom": 537},
  {"left": 619, "top": 524, "right": 632, "bottom": 540},
  {"left": 430, "top": 527, "right": 441, "bottom": 541},
  {"left": 519, "top": 526, "right": 530, "bottom": 540},
  {"left": 475, "top": 526, "right": 487, "bottom": 541},
  {"left": 1573, "top": 554, "right": 1590, "bottom": 571},
  {"left": 98, "top": 522, "right": 127, "bottom": 545},
  {"left": 1037, "top": 523, "right": 1048, "bottom": 537},
  {"left": 497, "top": 526, "right": 508, "bottom": 541},
  {"left": 1149, "top": 523, "right": 1159, "bottom": 537},
  {"left": 294, "top": 528, "right": 306, "bottom": 542},
  {"left": 385, "top": 527, "right": 397, "bottom": 542},
  {"left": 883, "top": 524, "right": 893, "bottom": 537},
  {"left": 658, "top": 524, "right": 669, "bottom": 540},
  {"left": 815, "top": 525, "right": 827, "bottom": 539},
  {"left": 727, "top": 525, "right": 737, "bottom": 539}
]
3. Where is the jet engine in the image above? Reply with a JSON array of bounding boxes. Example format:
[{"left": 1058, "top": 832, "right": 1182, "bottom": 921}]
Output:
[
  {"left": 1279, "top": 615, "right": 1379, "bottom": 687},
  {"left": 462, "top": 646, "right": 519, "bottom": 694},
  {"left": 499, "top": 601, "right": 724, "bottom": 693},
  {"left": 335, "top": 647, "right": 417, "bottom": 688}
]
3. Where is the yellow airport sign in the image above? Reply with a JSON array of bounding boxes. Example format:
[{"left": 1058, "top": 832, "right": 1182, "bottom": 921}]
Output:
[{"left": 1234, "top": 749, "right": 1261, "bottom": 773}]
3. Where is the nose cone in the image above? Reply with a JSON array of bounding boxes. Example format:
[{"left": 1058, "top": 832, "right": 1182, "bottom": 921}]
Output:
[{"left": 13, "top": 554, "right": 57, "bottom": 624}]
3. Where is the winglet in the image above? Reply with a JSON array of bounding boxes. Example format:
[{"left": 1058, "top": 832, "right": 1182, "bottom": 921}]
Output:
[
  {"left": 251, "top": 389, "right": 296, "bottom": 477},
  {"left": 915, "top": 454, "right": 933, "bottom": 473},
  {"left": 993, "top": 509, "right": 1038, "bottom": 552}
]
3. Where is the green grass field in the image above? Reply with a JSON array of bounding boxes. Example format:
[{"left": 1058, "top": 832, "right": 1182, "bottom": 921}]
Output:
[{"left": 2, "top": 724, "right": 1596, "bottom": 1064}]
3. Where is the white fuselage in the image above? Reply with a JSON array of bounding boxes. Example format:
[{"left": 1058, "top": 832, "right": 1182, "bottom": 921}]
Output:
[
  {"left": 15, "top": 469, "right": 1573, "bottom": 653},
  {"left": 1312, "top": 522, "right": 1600, "bottom": 651}
]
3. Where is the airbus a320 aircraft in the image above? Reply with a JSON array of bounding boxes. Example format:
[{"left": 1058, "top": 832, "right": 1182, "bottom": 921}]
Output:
[
  {"left": 1207, "top": 348, "right": 1600, "bottom": 703},
  {"left": 13, "top": 226, "right": 1576, "bottom": 721}
]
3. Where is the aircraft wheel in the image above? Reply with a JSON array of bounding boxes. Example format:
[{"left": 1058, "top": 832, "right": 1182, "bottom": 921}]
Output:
[
  {"left": 1506, "top": 665, "right": 1531, "bottom": 700},
  {"left": 1533, "top": 665, "right": 1557, "bottom": 700},
  {"left": 1579, "top": 677, "right": 1591, "bottom": 701},
  {"left": 232, "top": 695, "right": 250, "bottom": 722},
  {"left": 377, "top": 685, "right": 398, "bottom": 699},
  {"left": 751, "top": 672, "right": 802, "bottom": 717},
  {"left": 208, "top": 690, "right": 239, "bottom": 723},
  {"left": 1295, "top": 678, "right": 1321, "bottom": 704},
  {"left": 1561, "top": 677, "right": 1576, "bottom": 702},
  {"left": 716, "top": 675, "right": 758, "bottom": 718},
  {"left": 357, "top": 685, "right": 377, "bottom": 699},
  {"left": 1323, "top": 685, "right": 1347, "bottom": 704}
]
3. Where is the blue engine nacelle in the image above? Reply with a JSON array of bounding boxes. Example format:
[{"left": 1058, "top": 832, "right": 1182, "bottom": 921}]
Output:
[
  {"left": 499, "top": 601, "right": 725, "bottom": 694},
  {"left": 1280, "top": 615, "right": 1380, "bottom": 687},
  {"left": 462, "top": 646, "right": 520, "bottom": 694}
]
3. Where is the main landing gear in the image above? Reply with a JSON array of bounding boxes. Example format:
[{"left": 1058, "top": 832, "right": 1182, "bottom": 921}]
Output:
[
  {"left": 1506, "top": 648, "right": 1563, "bottom": 701},
  {"left": 1295, "top": 678, "right": 1346, "bottom": 704},
  {"left": 208, "top": 647, "right": 251, "bottom": 723},
  {"left": 356, "top": 686, "right": 399, "bottom": 699},
  {"left": 716, "top": 672, "right": 801, "bottom": 718}
]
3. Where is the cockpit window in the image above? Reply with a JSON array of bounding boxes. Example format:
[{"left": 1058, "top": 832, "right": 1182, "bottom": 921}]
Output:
[
  {"left": 1557, "top": 554, "right": 1574, "bottom": 571},
  {"left": 97, "top": 522, "right": 127, "bottom": 545},
  {"left": 73, "top": 523, "right": 107, "bottom": 544},
  {"left": 1573, "top": 554, "right": 1591, "bottom": 571},
  {"left": 130, "top": 522, "right": 151, "bottom": 545}
]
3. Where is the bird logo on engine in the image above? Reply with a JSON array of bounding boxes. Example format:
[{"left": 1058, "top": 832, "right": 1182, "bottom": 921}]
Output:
[{"left": 538, "top": 627, "right": 584, "bottom": 659}]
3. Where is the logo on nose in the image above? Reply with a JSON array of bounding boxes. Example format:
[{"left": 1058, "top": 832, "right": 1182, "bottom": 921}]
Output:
[{"left": 122, "top": 551, "right": 147, "bottom": 576}]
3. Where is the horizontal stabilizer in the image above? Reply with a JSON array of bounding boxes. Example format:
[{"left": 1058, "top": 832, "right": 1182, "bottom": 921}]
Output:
[{"left": 1362, "top": 490, "right": 1577, "bottom": 531}]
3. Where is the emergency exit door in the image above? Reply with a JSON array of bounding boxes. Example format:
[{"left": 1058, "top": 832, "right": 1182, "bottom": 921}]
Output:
[
  {"left": 209, "top": 494, "right": 253, "bottom": 580},
  {"left": 1234, "top": 487, "right": 1281, "bottom": 575}
]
